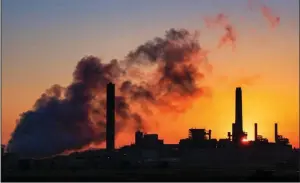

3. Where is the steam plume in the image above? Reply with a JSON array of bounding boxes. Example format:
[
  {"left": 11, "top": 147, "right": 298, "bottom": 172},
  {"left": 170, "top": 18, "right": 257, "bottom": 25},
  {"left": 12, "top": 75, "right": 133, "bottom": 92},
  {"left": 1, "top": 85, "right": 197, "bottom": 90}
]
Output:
[{"left": 7, "top": 28, "right": 210, "bottom": 158}]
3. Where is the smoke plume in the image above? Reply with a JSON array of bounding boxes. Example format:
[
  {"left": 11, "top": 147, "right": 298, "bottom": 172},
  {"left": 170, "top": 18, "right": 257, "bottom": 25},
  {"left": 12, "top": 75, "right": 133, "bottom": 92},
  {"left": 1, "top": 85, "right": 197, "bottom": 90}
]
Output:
[
  {"left": 204, "top": 13, "right": 237, "bottom": 50},
  {"left": 261, "top": 5, "right": 280, "bottom": 28},
  {"left": 248, "top": 0, "right": 280, "bottom": 28},
  {"left": 7, "top": 28, "right": 210, "bottom": 158}
]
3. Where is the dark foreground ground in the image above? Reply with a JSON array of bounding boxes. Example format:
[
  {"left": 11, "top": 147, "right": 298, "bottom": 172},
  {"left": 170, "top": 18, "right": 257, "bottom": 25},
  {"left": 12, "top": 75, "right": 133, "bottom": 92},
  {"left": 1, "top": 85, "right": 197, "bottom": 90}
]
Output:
[{"left": 2, "top": 169, "right": 299, "bottom": 182}]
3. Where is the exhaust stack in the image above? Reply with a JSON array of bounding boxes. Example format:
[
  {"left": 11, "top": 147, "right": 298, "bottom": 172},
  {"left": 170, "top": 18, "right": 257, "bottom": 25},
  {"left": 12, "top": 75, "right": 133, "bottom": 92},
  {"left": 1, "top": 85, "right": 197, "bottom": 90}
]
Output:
[
  {"left": 254, "top": 123, "right": 258, "bottom": 141},
  {"left": 106, "top": 82, "right": 115, "bottom": 151},
  {"left": 275, "top": 123, "right": 278, "bottom": 143}
]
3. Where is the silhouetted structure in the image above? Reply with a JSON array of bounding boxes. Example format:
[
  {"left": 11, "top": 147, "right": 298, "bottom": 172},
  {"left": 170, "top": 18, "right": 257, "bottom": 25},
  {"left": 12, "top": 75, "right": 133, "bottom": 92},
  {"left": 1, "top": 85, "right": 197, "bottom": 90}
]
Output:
[
  {"left": 1, "top": 144, "right": 5, "bottom": 157},
  {"left": 135, "top": 131, "right": 144, "bottom": 147},
  {"left": 135, "top": 131, "right": 164, "bottom": 149},
  {"left": 274, "top": 123, "right": 290, "bottom": 146},
  {"left": 2, "top": 85, "right": 298, "bottom": 182},
  {"left": 253, "top": 123, "right": 268, "bottom": 144},
  {"left": 235, "top": 87, "right": 243, "bottom": 130},
  {"left": 106, "top": 82, "right": 115, "bottom": 151},
  {"left": 179, "top": 129, "right": 217, "bottom": 149},
  {"left": 275, "top": 123, "right": 278, "bottom": 143},
  {"left": 232, "top": 87, "right": 247, "bottom": 145}
]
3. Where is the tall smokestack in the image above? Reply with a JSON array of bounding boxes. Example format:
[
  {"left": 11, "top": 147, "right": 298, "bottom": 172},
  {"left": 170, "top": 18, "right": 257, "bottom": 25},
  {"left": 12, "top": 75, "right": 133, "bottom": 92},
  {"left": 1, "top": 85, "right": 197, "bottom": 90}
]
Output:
[
  {"left": 254, "top": 123, "right": 258, "bottom": 141},
  {"left": 106, "top": 82, "right": 115, "bottom": 151},
  {"left": 275, "top": 123, "right": 278, "bottom": 143},
  {"left": 235, "top": 87, "right": 243, "bottom": 132}
]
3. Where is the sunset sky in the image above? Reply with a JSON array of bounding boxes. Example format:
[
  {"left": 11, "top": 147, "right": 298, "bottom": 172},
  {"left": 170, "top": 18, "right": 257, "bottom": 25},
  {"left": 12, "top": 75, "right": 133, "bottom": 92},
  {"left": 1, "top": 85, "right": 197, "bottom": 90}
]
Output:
[{"left": 2, "top": 0, "right": 299, "bottom": 148}]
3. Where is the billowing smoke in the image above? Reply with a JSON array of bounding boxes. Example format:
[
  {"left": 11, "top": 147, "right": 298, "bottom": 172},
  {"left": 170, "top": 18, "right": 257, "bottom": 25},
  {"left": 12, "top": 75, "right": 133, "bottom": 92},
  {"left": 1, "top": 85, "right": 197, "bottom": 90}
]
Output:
[
  {"left": 6, "top": 56, "right": 123, "bottom": 158},
  {"left": 7, "top": 28, "right": 210, "bottom": 158}
]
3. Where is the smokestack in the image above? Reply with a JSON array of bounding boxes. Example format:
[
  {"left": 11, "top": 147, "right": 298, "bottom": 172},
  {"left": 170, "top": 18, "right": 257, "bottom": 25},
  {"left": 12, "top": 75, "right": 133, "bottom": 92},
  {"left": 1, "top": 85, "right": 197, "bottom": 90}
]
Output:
[
  {"left": 254, "top": 123, "right": 258, "bottom": 141},
  {"left": 275, "top": 123, "right": 278, "bottom": 143},
  {"left": 106, "top": 82, "right": 115, "bottom": 151},
  {"left": 235, "top": 87, "right": 243, "bottom": 133},
  {"left": 208, "top": 130, "right": 211, "bottom": 140}
]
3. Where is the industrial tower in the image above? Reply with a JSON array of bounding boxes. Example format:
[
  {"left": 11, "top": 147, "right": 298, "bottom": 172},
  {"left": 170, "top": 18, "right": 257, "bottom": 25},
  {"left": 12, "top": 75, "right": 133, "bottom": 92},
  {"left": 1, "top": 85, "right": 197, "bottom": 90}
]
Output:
[
  {"left": 232, "top": 87, "right": 247, "bottom": 145},
  {"left": 106, "top": 82, "right": 115, "bottom": 151}
]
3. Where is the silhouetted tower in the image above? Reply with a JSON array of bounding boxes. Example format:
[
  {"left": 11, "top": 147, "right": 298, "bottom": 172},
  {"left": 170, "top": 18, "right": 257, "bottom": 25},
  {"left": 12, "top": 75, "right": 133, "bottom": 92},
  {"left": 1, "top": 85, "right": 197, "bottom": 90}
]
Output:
[
  {"left": 232, "top": 87, "right": 245, "bottom": 144},
  {"left": 106, "top": 82, "right": 115, "bottom": 151},
  {"left": 254, "top": 123, "right": 258, "bottom": 141},
  {"left": 274, "top": 123, "right": 278, "bottom": 143},
  {"left": 235, "top": 87, "right": 243, "bottom": 133}
]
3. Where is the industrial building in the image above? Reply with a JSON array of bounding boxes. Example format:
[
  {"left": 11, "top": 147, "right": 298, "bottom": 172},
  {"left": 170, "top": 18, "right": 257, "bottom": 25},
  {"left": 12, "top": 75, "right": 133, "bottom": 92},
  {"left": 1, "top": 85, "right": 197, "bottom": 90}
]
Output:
[
  {"left": 103, "top": 82, "right": 293, "bottom": 169},
  {"left": 135, "top": 131, "right": 164, "bottom": 149},
  {"left": 130, "top": 87, "right": 292, "bottom": 151},
  {"left": 2, "top": 84, "right": 297, "bottom": 181}
]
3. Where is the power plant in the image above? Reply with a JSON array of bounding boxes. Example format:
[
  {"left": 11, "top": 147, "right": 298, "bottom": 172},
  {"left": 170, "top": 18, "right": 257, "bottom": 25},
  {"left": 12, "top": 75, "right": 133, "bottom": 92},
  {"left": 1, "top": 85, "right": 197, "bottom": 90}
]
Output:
[
  {"left": 125, "top": 86, "right": 291, "bottom": 150},
  {"left": 2, "top": 84, "right": 298, "bottom": 181}
]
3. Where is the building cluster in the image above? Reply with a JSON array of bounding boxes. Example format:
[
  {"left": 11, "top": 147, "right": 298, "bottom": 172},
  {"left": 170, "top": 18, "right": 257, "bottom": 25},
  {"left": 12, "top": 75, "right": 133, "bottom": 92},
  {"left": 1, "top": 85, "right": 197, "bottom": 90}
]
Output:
[
  {"left": 105, "top": 83, "right": 292, "bottom": 151},
  {"left": 1, "top": 83, "right": 298, "bottom": 174}
]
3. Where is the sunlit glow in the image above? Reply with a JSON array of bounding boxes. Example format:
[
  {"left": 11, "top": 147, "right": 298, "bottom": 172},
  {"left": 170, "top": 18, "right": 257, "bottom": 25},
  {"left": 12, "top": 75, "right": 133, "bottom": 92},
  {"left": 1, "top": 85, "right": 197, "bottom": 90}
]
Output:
[{"left": 241, "top": 137, "right": 249, "bottom": 145}]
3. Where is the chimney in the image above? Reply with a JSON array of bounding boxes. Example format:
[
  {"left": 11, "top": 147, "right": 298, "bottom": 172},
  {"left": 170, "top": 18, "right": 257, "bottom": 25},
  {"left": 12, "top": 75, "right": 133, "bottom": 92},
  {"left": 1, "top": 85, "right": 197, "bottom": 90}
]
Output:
[
  {"left": 235, "top": 87, "right": 243, "bottom": 133},
  {"left": 254, "top": 123, "right": 258, "bottom": 141},
  {"left": 208, "top": 130, "right": 211, "bottom": 140},
  {"left": 275, "top": 123, "right": 278, "bottom": 143},
  {"left": 106, "top": 82, "right": 115, "bottom": 151}
]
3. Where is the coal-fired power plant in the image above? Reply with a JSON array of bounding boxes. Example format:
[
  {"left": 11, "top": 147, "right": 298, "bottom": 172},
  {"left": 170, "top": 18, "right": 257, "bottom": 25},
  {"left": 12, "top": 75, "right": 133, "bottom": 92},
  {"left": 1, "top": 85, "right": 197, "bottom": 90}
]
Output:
[
  {"left": 2, "top": 85, "right": 296, "bottom": 182},
  {"left": 106, "top": 82, "right": 115, "bottom": 151},
  {"left": 103, "top": 86, "right": 292, "bottom": 151}
]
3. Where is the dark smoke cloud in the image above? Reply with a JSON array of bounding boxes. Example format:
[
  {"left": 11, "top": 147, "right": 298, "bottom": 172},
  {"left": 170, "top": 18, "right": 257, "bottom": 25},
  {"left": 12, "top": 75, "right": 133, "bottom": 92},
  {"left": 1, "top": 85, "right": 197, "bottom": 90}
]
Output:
[
  {"left": 120, "top": 80, "right": 155, "bottom": 101},
  {"left": 8, "top": 28, "right": 210, "bottom": 158},
  {"left": 126, "top": 28, "right": 205, "bottom": 96}
]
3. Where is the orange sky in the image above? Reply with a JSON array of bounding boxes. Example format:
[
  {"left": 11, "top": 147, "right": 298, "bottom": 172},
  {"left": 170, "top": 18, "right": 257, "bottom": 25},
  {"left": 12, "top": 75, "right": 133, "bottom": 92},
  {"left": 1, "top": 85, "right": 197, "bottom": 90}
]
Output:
[{"left": 2, "top": 0, "right": 299, "bottom": 149}]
